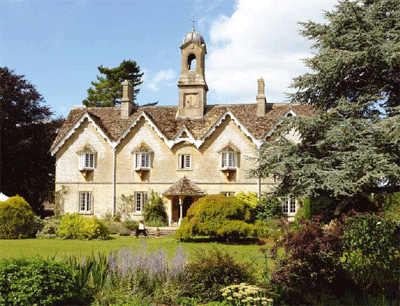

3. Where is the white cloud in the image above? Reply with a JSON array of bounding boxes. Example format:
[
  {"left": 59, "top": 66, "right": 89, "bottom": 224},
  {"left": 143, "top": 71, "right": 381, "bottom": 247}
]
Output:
[
  {"left": 146, "top": 69, "right": 176, "bottom": 92},
  {"left": 206, "top": 0, "right": 337, "bottom": 104}
]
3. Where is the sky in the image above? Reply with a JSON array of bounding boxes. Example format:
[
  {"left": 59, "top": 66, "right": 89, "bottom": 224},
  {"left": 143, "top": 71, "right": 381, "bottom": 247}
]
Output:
[{"left": 0, "top": 0, "right": 337, "bottom": 117}]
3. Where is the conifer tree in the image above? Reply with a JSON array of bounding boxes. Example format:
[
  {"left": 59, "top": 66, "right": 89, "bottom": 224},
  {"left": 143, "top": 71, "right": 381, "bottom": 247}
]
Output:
[
  {"left": 83, "top": 60, "right": 143, "bottom": 107},
  {"left": 255, "top": 0, "right": 400, "bottom": 214}
]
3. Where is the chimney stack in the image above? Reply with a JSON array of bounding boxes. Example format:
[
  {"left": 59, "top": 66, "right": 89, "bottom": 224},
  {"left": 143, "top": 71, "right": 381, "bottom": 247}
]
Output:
[
  {"left": 121, "top": 80, "right": 134, "bottom": 119},
  {"left": 256, "top": 77, "right": 267, "bottom": 116}
]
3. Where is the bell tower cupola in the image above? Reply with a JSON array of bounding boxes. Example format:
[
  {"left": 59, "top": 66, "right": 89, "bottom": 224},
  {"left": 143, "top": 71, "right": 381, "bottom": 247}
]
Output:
[{"left": 177, "top": 26, "right": 208, "bottom": 118}]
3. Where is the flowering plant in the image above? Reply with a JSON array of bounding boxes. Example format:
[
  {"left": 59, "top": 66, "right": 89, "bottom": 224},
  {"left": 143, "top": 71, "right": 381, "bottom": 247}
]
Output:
[{"left": 220, "top": 283, "right": 274, "bottom": 306}]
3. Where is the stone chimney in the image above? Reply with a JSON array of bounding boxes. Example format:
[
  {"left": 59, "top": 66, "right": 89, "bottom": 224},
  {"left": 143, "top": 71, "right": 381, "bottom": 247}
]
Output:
[
  {"left": 256, "top": 77, "right": 267, "bottom": 116},
  {"left": 121, "top": 80, "right": 134, "bottom": 119}
]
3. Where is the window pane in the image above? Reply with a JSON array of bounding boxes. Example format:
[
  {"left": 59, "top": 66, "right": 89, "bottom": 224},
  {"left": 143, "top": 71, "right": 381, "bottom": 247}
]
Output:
[
  {"left": 135, "top": 153, "right": 140, "bottom": 168},
  {"left": 80, "top": 193, "right": 86, "bottom": 211},
  {"left": 185, "top": 155, "right": 191, "bottom": 168},
  {"left": 290, "top": 198, "right": 296, "bottom": 213},
  {"left": 143, "top": 153, "right": 149, "bottom": 168},
  {"left": 221, "top": 152, "right": 227, "bottom": 168},
  {"left": 282, "top": 198, "right": 288, "bottom": 213},
  {"left": 86, "top": 193, "right": 91, "bottom": 211},
  {"left": 136, "top": 193, "right": 141, "bottom": 211}
]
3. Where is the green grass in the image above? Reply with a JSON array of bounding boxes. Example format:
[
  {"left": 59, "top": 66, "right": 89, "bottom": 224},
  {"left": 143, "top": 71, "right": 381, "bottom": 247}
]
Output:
[{"left": 0, "top": 236, "right": 273, "bottom": 280}]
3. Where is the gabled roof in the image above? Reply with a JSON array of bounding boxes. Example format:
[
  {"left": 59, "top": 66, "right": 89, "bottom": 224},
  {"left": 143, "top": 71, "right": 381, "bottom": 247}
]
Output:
[
  {"left": 50, "top": 103, "right": 314, "bottom": 154},
  {"left": 163, "top": 176, "right": 205, "bottom": 196}
]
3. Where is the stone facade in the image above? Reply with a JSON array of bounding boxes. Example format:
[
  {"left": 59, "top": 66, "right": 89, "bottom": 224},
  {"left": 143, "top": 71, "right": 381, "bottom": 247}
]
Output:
[{"left": 51, "top": 29, "right": 313, "bottom": 224}]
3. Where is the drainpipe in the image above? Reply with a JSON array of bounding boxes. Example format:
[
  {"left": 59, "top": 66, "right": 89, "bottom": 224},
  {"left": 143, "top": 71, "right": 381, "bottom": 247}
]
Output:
[
  {"left": 257, "top": 148, "right": 261, "bottom": 199},
  {"left": 112, "top": 146, "right": 116, "bottom": 216}
]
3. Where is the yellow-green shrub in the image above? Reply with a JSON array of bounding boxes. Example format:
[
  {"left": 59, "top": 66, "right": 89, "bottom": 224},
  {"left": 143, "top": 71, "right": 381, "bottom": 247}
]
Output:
[
  {"left": 57, "top": 213, "right": 109, "bottom": 240},
  {"left": 0, "top": 195, "right": 35, "bottom": 239},
  {"left": 175, "top": 194, "right": 257, "bottom": 240}
]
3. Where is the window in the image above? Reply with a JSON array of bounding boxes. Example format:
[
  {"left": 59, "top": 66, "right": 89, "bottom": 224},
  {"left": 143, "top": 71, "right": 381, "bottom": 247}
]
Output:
[
  {"left": 178, "top": 154, "right": 191, "bottom": 170},
  {"left": 221, "top": 192, "right": 235, "bottom": 197},
  {"left": 135, "top": 152, "right": 150, "bottom": 170},
  {"left": 221, "top": 152, "right": 237, "bottom": 169},
  {"left": 135, "top": 192, "right": 148, "bottom": 212},
  {"left": 282, "top": 197, "right": 296, "bottom": 215},
  {"left": 79, "top": 153, "right": 95, "bottom": 170},
  {"left": 79, "top": 192, "right": 92, "bottom": 213}
]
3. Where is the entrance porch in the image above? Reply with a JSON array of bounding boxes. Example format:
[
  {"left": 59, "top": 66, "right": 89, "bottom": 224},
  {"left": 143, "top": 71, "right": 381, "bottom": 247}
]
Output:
[{"left": 163, "top": 176, "right": 205, "bottom": 226}]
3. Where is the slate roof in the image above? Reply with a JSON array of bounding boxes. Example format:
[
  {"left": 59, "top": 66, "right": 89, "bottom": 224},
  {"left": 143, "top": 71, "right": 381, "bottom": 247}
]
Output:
[
  {"left": 163, "top": 176, "right": 205, "bottom": 196},
  {"left": 51, "top": 103, "right": 314, "bottom": 152}
]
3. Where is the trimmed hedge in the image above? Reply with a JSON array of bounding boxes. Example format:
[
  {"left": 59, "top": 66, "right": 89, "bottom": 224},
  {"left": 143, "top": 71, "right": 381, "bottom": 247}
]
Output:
[
  {"left": 57, "top": 213, "right": 109, "bottom": 240},
  {"left": 175, "top": 194, "right": 256, "bottom": 240},
  {"left": 0, "top": 195, "right": 35, "bottom": 239},
  {"left": 0, "top": 258, "right": 83, "bottom": 305}
]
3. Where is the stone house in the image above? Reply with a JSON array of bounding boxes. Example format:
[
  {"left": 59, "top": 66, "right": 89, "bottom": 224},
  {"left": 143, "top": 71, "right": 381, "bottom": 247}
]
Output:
[{"left": 50, "top": 29, "right": 314, "bottom": 225}]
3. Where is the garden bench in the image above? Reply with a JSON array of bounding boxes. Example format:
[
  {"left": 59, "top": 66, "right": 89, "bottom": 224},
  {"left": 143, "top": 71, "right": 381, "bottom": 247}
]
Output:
[{"left": 135, "top": 221, "right": 149, "bottom": 238}]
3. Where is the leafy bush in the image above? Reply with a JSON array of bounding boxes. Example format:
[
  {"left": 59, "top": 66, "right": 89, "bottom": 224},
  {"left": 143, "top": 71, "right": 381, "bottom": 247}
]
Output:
[
  {"left": 270, "top": 218, "right": 352, "bottom": 305},
  {"left": 122, "top": 220, "right": 139, "bottom": 231},
  {"left": 0, "top": 195, "right": 35, "bottom": 239},
  {"left": 342, "top": 212, "right": 400, "bottom": 298},
  {"left": 0, "top": 257, "right": 83, "bottom": 305},
  {"left": 220, "top": 283, "right": 275, "bottom": 306},
  {"left": 181, "top": 248, "right": 254, "bottom": 302},
  {"left": 256, "top": 195, "right": 282, "bottom": 220},
  {"left": 294, "top": 198, "right": 311, "bottom": 221},
  {"left": 106, "top": 222, "right": 132, "bottom": 236},
  {"left": 143, "top": 190, "right": 168, "bottom": 227},
  {"left": 235, "top": 191, "right": 258, "bottom": 208},
  {"left": 36, "top": 217, "right": 60, "bottom": 239},
  {"left": 175, "top": 194, "right": 257, "bottom": 241},
  {"left": 57, "top": 213, "right": 109, "bottom": 240}
]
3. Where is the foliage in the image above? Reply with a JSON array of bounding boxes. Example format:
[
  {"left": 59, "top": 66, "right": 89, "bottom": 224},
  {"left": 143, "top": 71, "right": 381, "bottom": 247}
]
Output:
[
  {"left": 119, "top": 194, "right": 136, "bottom": 220},
  {"left": 143, "top": 190, "right": 167, "bottom": 227},
  {"left": 122, "top": 220, "right": 139, "bottom": 231},
  {"left": 53, "top": 185, "right": 69, "bottom": 217},
  {"left": 0, "top": 257, "right": 83, "bottom": 306},
  {"left": 175, "top": 194, "right": 257, "bottom": 241},
  {"left": 270, "top": 218, "right": 352, "bottom": 305},
  {"left": 342, "top": 212, "right": 400, "bottom": 298},
  {"left": 83, "top": 60, "right": 143, "bottom": 107},
  {"left": 256, "top": 195, "right": 282, "bottom": 220},
  {"left": 181, "top": 248, "right": 254, "bottom": 302},
  {"left": 105, "top": 222, "right": 132, "bottom": 236},
  {"left": 291, "top": 0, "right": 400, "bottom": 111},
  {"left": 94, "top": 241, "right": 188, "bottom": 306},
  {"left": 235, "top": 191, "right": 258, "bottom": 208},
  {"left": 0, "top": 67, "right": 63, "bottom": 215},
  {"left": 254, "top": 0, "right": 400, "bottom": 214},
  {"left": 0, "top": 195, "right": 35, "bottom": 239},
  {"left": 220, "top": 283, "right": 274, "bottom": 306},
  {"left": 36, "top": 217, "right": 60, "bottom": 239},
  {"left": 57, "top": 213, "right": 109, "bottom": 240}
]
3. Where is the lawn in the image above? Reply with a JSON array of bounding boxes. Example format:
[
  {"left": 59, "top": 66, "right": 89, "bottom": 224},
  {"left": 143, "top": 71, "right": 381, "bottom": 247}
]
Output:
[{"left": 0, "top": 236, "right": 272, "bottom": 279}]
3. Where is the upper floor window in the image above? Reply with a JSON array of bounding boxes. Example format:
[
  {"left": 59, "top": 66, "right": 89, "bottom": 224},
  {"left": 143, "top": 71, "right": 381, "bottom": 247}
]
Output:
[
  {"left": 79, "top": 153, "right": 95, "bottom": 170},
  {"left": 79, "top": 191, "right": 92, "bottom": 213},
  {"left": 77, "top": 144, "right": 96, "bottom": 172},
  {"left": 135, "top": 152, "right": 150, "bottom": 170},
  {"left": 135, "top": 192, "right": 148, "bottom": 213},
  {"left": 221, "top": 151, "right": 237, "bottom": 169},
  {"left": 178, "top": 154, "right": 192, "bottom": 170},
  {"left": 282, "top": 197, "right": 297, "bottom": 215}
]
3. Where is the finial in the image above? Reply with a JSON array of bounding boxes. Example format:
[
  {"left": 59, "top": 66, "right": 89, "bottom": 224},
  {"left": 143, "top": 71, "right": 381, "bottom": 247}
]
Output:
[{"left": 191, "top": 15, "right": 196, "bottom": 31}]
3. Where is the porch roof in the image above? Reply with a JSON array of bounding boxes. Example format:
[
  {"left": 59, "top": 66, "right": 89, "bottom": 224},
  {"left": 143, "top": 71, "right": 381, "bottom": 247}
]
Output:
[{"left": 163, "top": 176, "right": 205, "bottom": 196}]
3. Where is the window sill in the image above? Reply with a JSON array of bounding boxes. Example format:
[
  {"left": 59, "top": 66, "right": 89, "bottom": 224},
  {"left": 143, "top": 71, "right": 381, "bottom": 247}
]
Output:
[
  {"left": 79, "top": 211, "right": 93, "bottom": 215},
  {"left": 177, "top": 168, "right": 193, "bottom": 171}
]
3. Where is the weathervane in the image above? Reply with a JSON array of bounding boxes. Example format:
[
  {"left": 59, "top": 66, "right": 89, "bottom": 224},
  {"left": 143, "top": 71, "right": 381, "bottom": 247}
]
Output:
[{"left": 191, "top": 15, "right": 196, "bottom": 31}]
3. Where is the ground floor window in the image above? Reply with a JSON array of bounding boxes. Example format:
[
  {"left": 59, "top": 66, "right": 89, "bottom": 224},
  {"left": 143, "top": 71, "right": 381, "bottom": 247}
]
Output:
[
  {"left": 282, "top": 197, "right": 296, "bottom": 215},
  {"left": 79, "top": 192, "right": 92, "bottom": 213},
  {"left": 221, "top": 191, "right": 235, "bottom": 197},
  {"left": 135, "top": 192, "right": 148, "bottom": 212}
]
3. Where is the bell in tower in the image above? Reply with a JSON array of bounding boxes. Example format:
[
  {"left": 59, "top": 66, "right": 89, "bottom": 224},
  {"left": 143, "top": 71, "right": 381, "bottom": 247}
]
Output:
[{"left": 177, "top": 26, "right": 208, "bottom": 118}]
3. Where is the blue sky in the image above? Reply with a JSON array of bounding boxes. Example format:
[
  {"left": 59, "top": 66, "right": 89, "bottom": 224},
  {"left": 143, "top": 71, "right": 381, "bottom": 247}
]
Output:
[{"left": 0, "top": 0, "right": 336, "bottom": 117}]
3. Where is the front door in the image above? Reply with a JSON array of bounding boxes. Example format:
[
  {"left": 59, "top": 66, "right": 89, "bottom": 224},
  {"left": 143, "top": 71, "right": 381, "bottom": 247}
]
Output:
[{"left": 182, "top": 196, "right": 193, "bottom": 218}]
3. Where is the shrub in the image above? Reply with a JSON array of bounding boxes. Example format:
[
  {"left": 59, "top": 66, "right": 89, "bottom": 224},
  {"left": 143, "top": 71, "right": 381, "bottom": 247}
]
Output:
[
  {"left": 270, "top": 218, "right": 352, "bottom": 305},
  {"left": 57, "top": 213, "right": 109, "bottom": 240},
  {"left": 181, "top": 248, "right": 254, "bottom": 302},
  {"left": 175, "top": 194, "right": 257, "bottom": 241},
  {"left": 0, "top": 257, "right": 83, "bottom": 305},
  {"left": 342, "top": 212, "right": 400, "bottom": 299},
  {"left": 122, "top": 220, "right": 139, "bottom": 231},
  {"left": 220, "top": 283, "right": 275, "bottom": 306},
  {"left": 36, "top": 217, "right": 60, "bottom": 239},
  {"left": 143, "top": 190, "right": 168, "bottom": 227},
  {"left": 0, "top": 195, "right": 35, "bottom": 239},
  {"left": 106, "top": 222, "right": 132, "bottom": 236},
  {"left": 235, "top": 191, "right": 258, "bottom": 208},
  {"left": 256, "top": 195, "right": 282, "bottom": 220}
]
